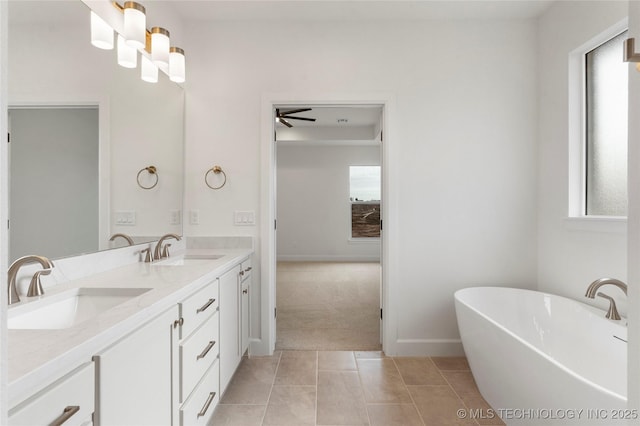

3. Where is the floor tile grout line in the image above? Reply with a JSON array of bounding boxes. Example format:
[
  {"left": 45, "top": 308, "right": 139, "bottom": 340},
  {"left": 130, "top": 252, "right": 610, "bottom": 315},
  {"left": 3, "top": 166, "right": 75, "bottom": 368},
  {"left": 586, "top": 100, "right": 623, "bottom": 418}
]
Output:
[
  {"left": 259, "top": 350, "right": 282, "bottom": 426},
  {"left": 353, "top": 351, "right": 373, "bottom": 426},
  {"left": 391, "top": 356, "right": 427, "bottom": 426},
  {"left": 438, "top": 365, "right": 482, "bottom": 426}
]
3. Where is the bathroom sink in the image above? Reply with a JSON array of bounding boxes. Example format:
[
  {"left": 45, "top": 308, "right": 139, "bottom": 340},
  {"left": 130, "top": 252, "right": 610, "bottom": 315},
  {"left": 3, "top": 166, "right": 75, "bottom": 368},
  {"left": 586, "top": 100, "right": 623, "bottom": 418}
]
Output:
[
  {"left": 152, "top": 254, "right": 225, "bottom": 266},
  {"left": 8, "top": 287, "right": 152, "bottom": 330}
]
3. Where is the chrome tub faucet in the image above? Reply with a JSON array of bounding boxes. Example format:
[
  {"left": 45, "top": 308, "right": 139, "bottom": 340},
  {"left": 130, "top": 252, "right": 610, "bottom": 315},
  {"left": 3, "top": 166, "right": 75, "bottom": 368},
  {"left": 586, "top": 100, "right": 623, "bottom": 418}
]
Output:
[{"left": 585, "top": 278, "right": 627, "bottom": 320}]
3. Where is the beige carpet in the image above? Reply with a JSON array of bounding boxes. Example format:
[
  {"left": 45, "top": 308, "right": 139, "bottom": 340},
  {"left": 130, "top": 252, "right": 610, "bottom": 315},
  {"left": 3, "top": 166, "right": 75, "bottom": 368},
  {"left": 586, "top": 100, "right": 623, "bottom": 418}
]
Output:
[{"left": 275, "top": 261, "right": 382, "bottom": 351}]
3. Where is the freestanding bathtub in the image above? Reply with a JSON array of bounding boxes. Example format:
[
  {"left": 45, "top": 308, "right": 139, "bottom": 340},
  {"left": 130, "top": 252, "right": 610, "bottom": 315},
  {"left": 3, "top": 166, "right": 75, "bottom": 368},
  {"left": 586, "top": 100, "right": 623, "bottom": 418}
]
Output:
[{"left": 455, "top": 287, "right": 628, "bottom": 425}]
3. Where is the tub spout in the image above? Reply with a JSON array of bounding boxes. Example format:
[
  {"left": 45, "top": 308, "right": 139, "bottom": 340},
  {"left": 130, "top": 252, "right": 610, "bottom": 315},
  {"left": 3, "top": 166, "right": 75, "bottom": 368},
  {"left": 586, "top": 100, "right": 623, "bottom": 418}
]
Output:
[{"left": 585, "top": 278, "right": 627, "bottom": 299}]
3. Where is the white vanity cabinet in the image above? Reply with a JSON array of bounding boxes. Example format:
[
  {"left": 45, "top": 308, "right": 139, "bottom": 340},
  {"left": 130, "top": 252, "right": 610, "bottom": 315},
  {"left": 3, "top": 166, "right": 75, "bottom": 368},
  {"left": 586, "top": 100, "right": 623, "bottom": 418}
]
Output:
[
  {"left": 219, "top": 256, "right": 252, "bottom": 395},
  {"left": 8, "top": 362, "right": 95, "bottom": 426},
  {"left": 240, "top": 258, "right": 252, "bottom": 355},
  {"left": 93, "top": 306, "right": 179, "bottom": 426},
  {"left": 219, "top": 264, "right": 241, "bottom": 394},
  {"left": 177, "top": 279, "right": 220, "bottom": 425}
]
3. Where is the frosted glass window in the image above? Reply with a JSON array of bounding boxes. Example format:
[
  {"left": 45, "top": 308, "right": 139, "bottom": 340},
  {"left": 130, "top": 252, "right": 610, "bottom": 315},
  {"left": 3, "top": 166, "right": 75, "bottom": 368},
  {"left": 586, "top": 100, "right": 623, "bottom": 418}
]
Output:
[
  {"left": 585, "top": 31, "right": 628, "bottom": 216},
  {"left": 350, "top": 166, "right": 381, "bottom": 202}
]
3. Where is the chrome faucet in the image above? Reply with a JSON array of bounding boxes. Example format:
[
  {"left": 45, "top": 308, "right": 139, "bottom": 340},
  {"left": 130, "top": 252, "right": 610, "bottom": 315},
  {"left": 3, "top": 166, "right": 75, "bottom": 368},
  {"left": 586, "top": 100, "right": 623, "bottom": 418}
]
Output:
[
  {"left": 585, "top": 278, "right": 627, "bottom": 320},
  {"left": 109, "top": 233, "right": 135, "bottom": 246},
  {"left": 8, "top": 255, "right": 54, "bottom": 305},
  {"left": 154, "top": 233, "right": 181, "bottom": 260}
]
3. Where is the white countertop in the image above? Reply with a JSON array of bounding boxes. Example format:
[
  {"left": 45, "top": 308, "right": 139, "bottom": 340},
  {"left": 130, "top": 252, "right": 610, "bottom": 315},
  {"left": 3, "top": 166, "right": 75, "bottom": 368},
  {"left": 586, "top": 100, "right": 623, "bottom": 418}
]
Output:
[{"left": 7, "top": 248, "right": 252, "bottom": 407}]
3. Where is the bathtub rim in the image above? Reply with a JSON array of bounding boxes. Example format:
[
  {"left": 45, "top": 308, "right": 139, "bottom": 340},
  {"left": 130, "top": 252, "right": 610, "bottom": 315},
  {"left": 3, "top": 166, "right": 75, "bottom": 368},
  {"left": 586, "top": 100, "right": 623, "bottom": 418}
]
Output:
[{"left": 454, "top": 286, "right": 627, "bottom": 404}]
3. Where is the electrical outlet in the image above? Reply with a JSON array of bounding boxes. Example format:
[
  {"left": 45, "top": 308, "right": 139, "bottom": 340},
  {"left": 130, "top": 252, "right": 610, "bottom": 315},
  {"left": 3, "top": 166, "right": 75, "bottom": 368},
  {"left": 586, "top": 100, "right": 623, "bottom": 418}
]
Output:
[
  {"left": 170, "top": 210, "right": 181, "bottom": 225},
  {"left": 190, "top": 209, "right": 200, "bottom": 225}
]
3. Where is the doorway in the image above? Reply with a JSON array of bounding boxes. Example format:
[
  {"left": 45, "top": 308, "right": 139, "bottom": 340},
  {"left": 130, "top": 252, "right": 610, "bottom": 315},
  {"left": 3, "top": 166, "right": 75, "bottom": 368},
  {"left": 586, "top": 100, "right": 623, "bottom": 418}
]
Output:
[
  {"left": 273, "top": 105, "right": 383, "bottom": 351},
  {"left": 8, "top": 107, "right": 100, "bottom": 262}
]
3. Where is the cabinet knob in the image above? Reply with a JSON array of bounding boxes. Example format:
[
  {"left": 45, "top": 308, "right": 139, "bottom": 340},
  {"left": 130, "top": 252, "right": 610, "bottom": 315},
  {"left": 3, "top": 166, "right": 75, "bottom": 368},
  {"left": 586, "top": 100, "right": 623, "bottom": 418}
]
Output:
[
  {"left": 173, "top": 317, "right": 184, "bottom": 328},
  {"left": 239, "top": 270, "right": 245, "bottom": 277},
  {"left": 243, "top": 289, "right": 248, "bottom": 294}
]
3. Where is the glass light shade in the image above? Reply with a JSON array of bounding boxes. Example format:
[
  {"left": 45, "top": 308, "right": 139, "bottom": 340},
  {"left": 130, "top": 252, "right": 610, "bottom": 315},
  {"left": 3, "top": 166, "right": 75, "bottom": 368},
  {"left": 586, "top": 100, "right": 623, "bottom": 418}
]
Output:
[
  {"left": 123, "top": 1, "right": 146, "bottom": 49},
  {"left": 141, "top": 55, "right": 158, "bottom": 83},
  {"left": 151, "top": 27, "right": 170, "bottom": 67},
  {"left": 90, "top": 11, "right": 113, "bottom": 50},
  {"left": 169, "top": 47, "right": 186, "bottom": 83},
  {"left": 117, "top": 35, "right": 137, "bottom": 68}
]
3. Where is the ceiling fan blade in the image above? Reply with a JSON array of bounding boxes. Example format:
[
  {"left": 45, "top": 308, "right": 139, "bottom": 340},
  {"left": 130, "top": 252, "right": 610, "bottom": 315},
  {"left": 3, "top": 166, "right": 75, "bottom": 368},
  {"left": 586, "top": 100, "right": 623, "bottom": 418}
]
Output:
[
  {"left": 278, "top": 117, "right": 293, "bottom": 128},
  {"left": 284, "top": 116, "right": 316, "bottom": 122},
  {"left": 279, "top": 108, "right": 312, "bottom": 116}
]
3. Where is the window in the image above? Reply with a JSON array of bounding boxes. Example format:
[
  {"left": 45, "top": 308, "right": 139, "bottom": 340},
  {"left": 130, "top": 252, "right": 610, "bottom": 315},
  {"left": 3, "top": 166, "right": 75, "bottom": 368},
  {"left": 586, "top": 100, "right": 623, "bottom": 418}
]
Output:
[
  {"left": 585, "top": 30, "right": 628, "bottom": 216},
  {"left": 349, "top": 166, "right": 380, "bottom": 238}
]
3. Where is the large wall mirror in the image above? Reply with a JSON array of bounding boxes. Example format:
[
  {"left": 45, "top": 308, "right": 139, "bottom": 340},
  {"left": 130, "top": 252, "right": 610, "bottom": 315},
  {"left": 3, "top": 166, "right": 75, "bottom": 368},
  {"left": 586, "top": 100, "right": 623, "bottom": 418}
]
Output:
[{"left": 7, "top": 0, "right": 184, "bottom": 263}]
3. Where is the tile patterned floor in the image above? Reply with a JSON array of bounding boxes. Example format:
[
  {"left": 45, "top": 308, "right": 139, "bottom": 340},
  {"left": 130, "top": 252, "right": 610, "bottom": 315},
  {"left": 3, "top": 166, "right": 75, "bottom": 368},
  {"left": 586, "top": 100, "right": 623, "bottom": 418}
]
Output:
[{"left": 210, "top": 351, "right": 505, "bottom": 426}]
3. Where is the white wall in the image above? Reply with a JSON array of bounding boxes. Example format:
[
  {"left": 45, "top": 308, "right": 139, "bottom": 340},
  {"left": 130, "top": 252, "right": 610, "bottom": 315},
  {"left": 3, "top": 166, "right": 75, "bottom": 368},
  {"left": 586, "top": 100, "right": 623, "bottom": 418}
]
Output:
[
  {"left": 1, "top": 2, "right": 8, "bottom": 423},
  {"left": 8, "top": 2, "right": 183, "bottom": 253},
  {"left": 626, "top": 0, "right": 640, "bottom": 412},
  {"left": 277, "top": 144, "right": 381, "bottom": 261},
  {"left": 537, "top": 2, "right": 629, "bottom": 314},
  {"left": 184, "top": 18, "right": 538, "bottom": 354}
]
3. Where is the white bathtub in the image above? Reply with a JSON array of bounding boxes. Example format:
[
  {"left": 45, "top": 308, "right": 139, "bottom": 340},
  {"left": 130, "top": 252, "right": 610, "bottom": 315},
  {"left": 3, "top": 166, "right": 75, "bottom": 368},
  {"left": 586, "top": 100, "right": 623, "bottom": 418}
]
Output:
[{"left": 455, "top": 287, "right": 629, "bottom": 425}]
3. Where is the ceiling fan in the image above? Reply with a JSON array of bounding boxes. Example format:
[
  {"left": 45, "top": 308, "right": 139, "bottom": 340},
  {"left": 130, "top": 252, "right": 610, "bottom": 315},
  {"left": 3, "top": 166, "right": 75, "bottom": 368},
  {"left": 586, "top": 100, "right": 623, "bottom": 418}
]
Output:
[{"left": 275, "top": 108, "right": 316, "bottom": 128}]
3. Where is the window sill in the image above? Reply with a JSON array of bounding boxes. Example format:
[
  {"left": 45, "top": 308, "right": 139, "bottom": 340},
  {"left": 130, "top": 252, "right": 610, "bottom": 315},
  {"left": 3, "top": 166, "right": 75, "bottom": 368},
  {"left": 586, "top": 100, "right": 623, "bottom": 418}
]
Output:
[
  {"left": 348, "top": 238, "right": 381, "bottom": 244},
  {"left": 564, "top": 216, "right": 627, "bottom": 234}
]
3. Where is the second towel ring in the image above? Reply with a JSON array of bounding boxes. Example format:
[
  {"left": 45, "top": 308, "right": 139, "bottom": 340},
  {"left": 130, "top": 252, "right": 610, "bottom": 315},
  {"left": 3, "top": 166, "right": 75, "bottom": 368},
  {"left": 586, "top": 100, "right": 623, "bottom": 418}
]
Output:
[
  {"left": 137, "top": 166, "right": 158, "bottom": 190},
  {"left": 205, "top": 166, "right": 227, "bottom": 190}
]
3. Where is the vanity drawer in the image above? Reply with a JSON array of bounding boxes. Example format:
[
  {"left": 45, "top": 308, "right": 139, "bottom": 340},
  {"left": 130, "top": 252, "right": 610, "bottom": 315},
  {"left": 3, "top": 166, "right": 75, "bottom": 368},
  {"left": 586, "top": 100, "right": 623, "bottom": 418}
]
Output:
[
  {"left": 180, "top": 279, "right": 219, "bottom": 339},
  {"left": 180, "top": 361, "right": 220, "bottom": 426},
  {"left": 180, "top": 312, "right": 219, "bottom": 402},
  {"left": 9, "top": 362, "right": 95, "bottom": 426}
]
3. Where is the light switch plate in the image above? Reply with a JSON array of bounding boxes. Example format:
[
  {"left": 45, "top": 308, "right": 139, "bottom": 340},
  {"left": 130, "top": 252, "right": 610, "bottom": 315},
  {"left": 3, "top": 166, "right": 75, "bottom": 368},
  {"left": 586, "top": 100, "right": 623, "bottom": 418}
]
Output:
[
  {"left": 115, "top": 211, "right": 136, "bottom": 226},
  {"left": 234, "top": 211, "right": 255, "bottom": 226}
]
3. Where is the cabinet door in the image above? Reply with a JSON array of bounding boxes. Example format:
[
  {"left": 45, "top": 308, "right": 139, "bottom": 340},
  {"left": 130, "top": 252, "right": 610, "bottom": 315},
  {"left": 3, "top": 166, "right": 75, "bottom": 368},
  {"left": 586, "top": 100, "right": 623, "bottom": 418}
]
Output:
[
  {"left": 241, "top": 279, "right": 250, "bottom": 355},
  {"left": 94, "top": 306, "right": 179, "bottom": 425},
  {"left": 9, "top": 362, "right": 95, "bottom": 426},
  {"left": 240, "top": 259, "right": 252, "bottom": 356},
  {"left": 219, "top": 265, "right": 241, "bottom": 394}
]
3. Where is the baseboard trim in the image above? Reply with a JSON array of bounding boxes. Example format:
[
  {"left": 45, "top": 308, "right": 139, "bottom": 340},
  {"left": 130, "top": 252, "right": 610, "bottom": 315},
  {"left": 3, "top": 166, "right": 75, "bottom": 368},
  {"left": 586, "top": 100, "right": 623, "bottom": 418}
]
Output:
[
  {"left": 277, "top": 255, "right": 381, "bottom": 262},
  {"left": 392, "top": 339, "right": 465, "bottom": 357}
]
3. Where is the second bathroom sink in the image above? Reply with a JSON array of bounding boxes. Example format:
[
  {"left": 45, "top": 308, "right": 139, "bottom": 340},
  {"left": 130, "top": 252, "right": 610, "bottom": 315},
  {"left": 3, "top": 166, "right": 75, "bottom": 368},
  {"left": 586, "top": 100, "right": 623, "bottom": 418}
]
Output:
[{"left": 8, "top": 287, "right": 152, "bottom": 330}]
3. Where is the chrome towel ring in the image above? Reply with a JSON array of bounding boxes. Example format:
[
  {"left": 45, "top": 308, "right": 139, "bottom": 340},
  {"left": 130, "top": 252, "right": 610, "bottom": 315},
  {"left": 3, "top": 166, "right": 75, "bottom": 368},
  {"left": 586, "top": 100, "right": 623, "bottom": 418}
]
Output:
[
  {"left": 205, "top": 165, "right": 227, "bottom": 190},
  {"left": 137, "top": 166, "right": 159, "bottom": 190}
]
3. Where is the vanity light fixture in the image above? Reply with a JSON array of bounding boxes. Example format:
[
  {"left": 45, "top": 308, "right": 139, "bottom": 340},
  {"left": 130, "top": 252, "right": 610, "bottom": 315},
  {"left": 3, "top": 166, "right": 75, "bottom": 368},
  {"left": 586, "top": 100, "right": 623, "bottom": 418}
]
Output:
[
  {"left": 90, "top": 11, "right": 114, "bottom": 50},
  {"left": 151, "top": 27, "right": 170, "bottom": 67},
  {"left": 623, "top": 37, "right": 640, "bottom": 72},
  {"left": 141, "top": 55, "right": 158, "bottom": 83},
  {"left": 117, "top": 35, "right": 137, "bottom": 68},
  {"left": 89, "top": 2, "right": 186, "bottom": 83},
  {"left": 123, "top": 1, "right": 146, "bottom": 49},
  {"left": 169, "top": 47, "right": 186, "bottom": 83}
]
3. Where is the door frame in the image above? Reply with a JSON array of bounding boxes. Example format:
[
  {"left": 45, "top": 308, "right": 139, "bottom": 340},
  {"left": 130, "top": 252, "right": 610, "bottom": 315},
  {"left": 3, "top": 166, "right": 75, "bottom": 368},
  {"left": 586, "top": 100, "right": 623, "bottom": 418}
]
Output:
[
  {"left": 7, "top": 99, "right": 110, "bottom": 255},
  {"left": 258, "top": 92, "right": 397, "bottom": 355}
]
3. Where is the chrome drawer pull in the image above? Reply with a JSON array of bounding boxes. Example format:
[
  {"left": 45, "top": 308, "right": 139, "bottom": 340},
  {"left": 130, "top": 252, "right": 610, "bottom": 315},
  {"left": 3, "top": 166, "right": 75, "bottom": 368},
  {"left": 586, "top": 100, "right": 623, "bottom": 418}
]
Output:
[
  {"left": 244, "top": 267, "right": 252, "bottom": 272},
  {"left": 50, "top": 405, "right": 80, "bottom": 426},
  {"left": 196, "top": 298, "right": 215, "bottom": 314},
  {"left": 197, "top": 392, "right": 216, "bottom": 418},
  {"left": 197, "top": 341, "right": 216, "bottom": 360}
]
